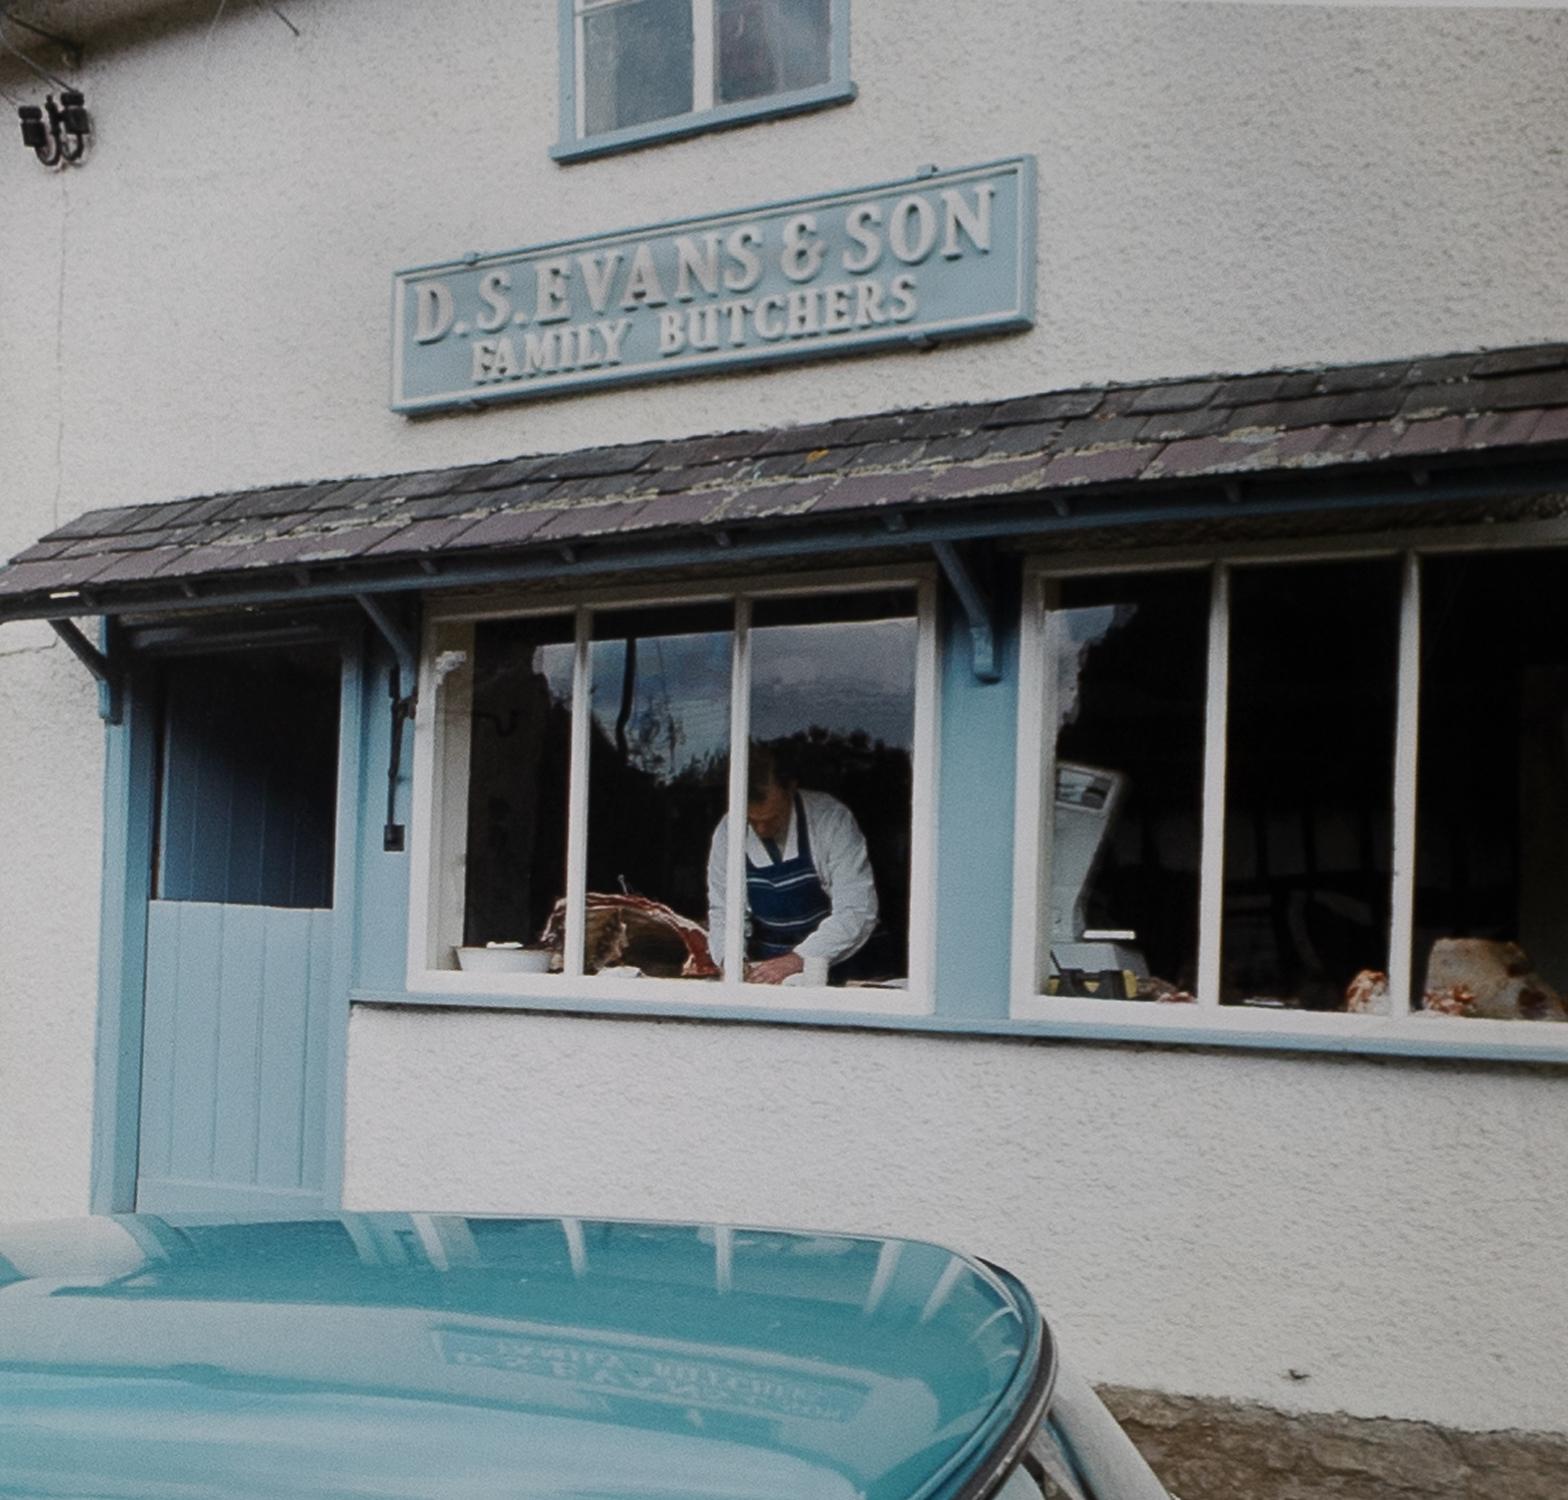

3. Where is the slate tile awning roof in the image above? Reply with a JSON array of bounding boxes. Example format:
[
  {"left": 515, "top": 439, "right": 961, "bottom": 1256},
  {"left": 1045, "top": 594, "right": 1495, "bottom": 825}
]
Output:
[{"left": 3, "top": 342, "right": 1566, "bottom": 619}]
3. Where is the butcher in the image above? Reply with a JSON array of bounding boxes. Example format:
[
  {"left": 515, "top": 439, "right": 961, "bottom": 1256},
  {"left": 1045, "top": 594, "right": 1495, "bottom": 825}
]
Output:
[{"left": 706, "top": 743, "right": 878, "bottom": 985}]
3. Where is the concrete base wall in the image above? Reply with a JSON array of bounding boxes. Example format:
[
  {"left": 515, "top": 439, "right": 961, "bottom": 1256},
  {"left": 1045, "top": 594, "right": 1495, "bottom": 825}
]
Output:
[{"left": 1102, "top": 1387, "right": 1568, "bottom": 1500}]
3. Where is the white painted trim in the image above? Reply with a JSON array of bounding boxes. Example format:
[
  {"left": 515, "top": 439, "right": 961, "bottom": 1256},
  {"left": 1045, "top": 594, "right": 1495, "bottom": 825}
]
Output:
[
  {"left": 404, "top": 965, "right": 927, "bottom": 1016},
  {"left": 564, "top": 608, "right": 594, "bottom": 979},
  {"left": 692, "top": 0, "right": 717, "bottom": 112},
  {"left": 1008, "top": 573, "right": 1049, "bottom": 1010},
  {"left": 1196, "top": 563, "right": 1229, "bottom": 1009},
  {"left": 1005, "top": 989, "right": 1568, "bottom": 1049},
  {"left": 724, "top": 598, "right": 751, "bottom": 984},
  {"left": 907, "top": 576, "right": 940, "bottom": 1011},
  {"left": 406, "top": 618, "right": 477, "bottom": 980},
  {"left": 1386, "top": 552, "right": 1421, "bottom": 1018}
]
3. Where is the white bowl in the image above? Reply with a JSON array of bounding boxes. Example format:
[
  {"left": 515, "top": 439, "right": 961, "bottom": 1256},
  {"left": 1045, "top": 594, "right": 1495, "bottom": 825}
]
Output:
[{"left": 455, "top": 946, "right": 553, "bottom": 974}]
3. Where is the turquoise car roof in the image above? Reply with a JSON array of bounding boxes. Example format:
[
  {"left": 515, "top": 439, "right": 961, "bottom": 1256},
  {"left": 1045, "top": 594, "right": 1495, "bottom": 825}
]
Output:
[{"left": 0, "top": 1214, "right": 1049, "bottom": 1500}]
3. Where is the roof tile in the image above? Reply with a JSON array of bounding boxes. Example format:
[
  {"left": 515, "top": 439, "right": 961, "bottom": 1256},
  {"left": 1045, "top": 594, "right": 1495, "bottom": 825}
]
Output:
[
  {"left": 985, "top": 389, "right": 1104, "bottom": 424},
  {"left": 1405, "top": 353, "right": 1480, "bottom": 385},
  {"left": 1403, "top": 371, "right": 1568, "bottom": 419},
  {"left": 983, "top": 421, "right": 1064, "bottom": 456},
  {"left": 532, "top": 501, "right": 646, "bottom": 539},
  {"left": 1128, "top": 381, "right": 1222, "bottom": 415},
  {"left": 915, "top": 455, "right": 1050, "bottom": 500},
  {"left": 365, "top": 516, "right": 484, "bottom": 556},
  {"left": 809, "top": 469, "right": 925, "bottom": 515},
  {"left": 444, "top": 507, "right": 559, "bottom": 551},
  {"left": 918, "top": 430, "right": 991, "bottom": 464},
  {"left": 1527, "top": 406, "right": 1568, "bottom": 445},
  {"left": 87, "top": 546, "right": 190, "bottom": 584},
  {"left": 0, "top": 555, "right": 115, "bottom": 595},
  {"left": 1041, "top": 445, "right": 1166, "bottom": 485},
  {"left": 1317, "top": 360, "right": 1410, "bottom": 394},
  {"left": 530, "top": 442, "right": 661, "bottom": 480},
  {"left": 50, "top": 505, "right": 145, "bottom": 541},
  {"left": 1392, "top": 415, "right": 1469, "bottom": 458},
  {"left": 717, "top": 477, "right": 835, "bottom": 521},
  {"left": 1473, "top": 346, "right": 1568, "bottom": 379},
  {"left": 1054, "top": 414, "right": 1158, "bottom": 450},
  {"left": 619, "top": 489, "right": 733, "bottom": 530}
]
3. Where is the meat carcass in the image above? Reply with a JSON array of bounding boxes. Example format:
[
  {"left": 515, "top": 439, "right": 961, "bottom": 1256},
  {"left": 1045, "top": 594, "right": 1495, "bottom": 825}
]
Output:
[{"left": 539, "top": 893, "right": 720, "bottom": 979}]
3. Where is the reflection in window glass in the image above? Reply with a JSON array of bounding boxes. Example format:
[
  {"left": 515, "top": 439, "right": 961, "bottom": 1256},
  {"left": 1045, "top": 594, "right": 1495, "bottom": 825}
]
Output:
[
  {"left": 462, "top": 618, "right": 575, "bottom": 951},
  {"left": 582, "top": 0, "right": 694, "bottom": 135},
  {"left": 1222, "top": 560, "right": 1399, "bottom": 1011},
  {"left": 1044, "top": 574, "right": 1207, "bottom": 1002},
  {"left": 583, "top": 605, "right": 731, "bottom": 976},
  {"left": 720, "top": 592, "right": 916, "bottom": 986},
  {"left": 716, "top": 0, "right": 831, "bottom": 104},
  {"left": 1414, "top": 554, "right": 1568, "bottom": 1022}
]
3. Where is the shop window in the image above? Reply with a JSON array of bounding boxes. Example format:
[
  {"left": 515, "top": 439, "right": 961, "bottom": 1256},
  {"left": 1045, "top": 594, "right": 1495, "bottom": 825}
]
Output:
[
  {"left": 555, "top": 0, "right": 852, "bottom": 162},
  {"left": 413, "top": 577, "right": 934, "bottom": 1013},
  {"left": 1014, "top": 549, "right": 1568, "bottom": 1051}
]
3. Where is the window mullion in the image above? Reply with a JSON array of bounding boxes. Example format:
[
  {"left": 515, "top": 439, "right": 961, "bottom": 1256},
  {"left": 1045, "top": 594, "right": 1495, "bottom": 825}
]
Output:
[
  {"left": 692, "top": 0, "right": 717, "bottom": 111},
  {"left": 1386, "top": 552, "right": 1421, "bottom": 1020},
  {"left": 574, "top": 6, "right": 589, "bottom": 141},
  {"left": 723, "top": 597, "right": 752, "bottom": 983},
  {"left": 1195, "top": 562, "right": 1230, "bottom": 1008},
  {"left": 563, "top": 607, "right": 594, "bottom": 979}
]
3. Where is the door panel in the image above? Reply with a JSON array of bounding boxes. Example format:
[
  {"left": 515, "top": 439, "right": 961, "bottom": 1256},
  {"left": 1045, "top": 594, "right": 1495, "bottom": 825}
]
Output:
[{"left": 137, "top": 900, "right": 334, "bottom": 1214}]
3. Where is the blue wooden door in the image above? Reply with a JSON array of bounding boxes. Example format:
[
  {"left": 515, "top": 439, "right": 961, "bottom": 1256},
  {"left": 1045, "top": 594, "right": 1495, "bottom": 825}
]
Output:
[{"left": 136, "top": 647, "right": 349, "bottom": 1214}]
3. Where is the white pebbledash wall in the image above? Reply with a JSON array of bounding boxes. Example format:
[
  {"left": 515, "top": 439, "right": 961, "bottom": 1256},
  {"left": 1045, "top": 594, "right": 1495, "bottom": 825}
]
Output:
[{"left": 1, "top": 0, "right": 1565, "bottom": 1432}]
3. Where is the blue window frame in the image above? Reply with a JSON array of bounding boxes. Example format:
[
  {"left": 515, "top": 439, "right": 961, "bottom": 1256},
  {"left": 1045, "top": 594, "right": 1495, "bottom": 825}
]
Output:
[{"left": 554, "top": 0, "right": 854, "bottom": 163}]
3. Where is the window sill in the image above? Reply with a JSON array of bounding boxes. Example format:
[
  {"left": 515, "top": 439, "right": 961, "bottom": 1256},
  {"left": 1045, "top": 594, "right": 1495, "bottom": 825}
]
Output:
[
  {"left": 351, "top": 986, "right": 1568, "bottom": 1064},
  {"left": 1010, "top": 992, "right": 1568, "bottom": 1064},
  {"left": 398, "top": 968, "right": 929, "bottom": 1019},
  {"left": 551, "top": 79, "right": 856, "bottom": 163}
]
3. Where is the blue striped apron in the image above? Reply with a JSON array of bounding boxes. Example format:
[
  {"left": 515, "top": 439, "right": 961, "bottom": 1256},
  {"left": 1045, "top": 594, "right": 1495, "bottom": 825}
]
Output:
[{"left": 746, "top": 794, "right": 833, "bottom": 959}]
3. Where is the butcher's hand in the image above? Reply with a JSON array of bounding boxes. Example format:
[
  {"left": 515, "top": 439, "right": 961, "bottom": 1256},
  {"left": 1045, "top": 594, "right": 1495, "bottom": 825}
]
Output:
[{"left": 747, "top": 953, "right": 804, "bottom": 985}]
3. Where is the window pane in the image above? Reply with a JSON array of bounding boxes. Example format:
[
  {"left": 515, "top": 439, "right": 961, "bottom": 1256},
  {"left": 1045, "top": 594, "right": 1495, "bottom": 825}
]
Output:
[
  {"left": 1043, "top": 574, "right": 1207, "bottom": 1002},
  {"left": 1221, "top": 560, "right": 1399, "bottom": 1011},
  {"left": 156, "top": 648, "right": 339, "bottom": 910},
  {"left": 730, "top": 591, "right": 916, "bottom": 986},
  {"left": 584, "top": 604, "right": 732, "bottom": 976},
  {"left": 716, "top": 0, "right": 831, "bottom": 103},
  {"left": 460, "top": 618, "right": 575, "bottom": 953},
  {"left": 1413, "top": 553, "right": 1568, "bottom": 1022},
  {"left": 583, "top": 0, "right": 694, "bottom": 135}
]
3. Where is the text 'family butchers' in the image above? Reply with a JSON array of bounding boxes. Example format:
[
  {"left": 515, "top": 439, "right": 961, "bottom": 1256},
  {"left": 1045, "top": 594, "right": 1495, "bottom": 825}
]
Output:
[{"left": 411, "top": 184, "right": 1000, "bottom": 388}]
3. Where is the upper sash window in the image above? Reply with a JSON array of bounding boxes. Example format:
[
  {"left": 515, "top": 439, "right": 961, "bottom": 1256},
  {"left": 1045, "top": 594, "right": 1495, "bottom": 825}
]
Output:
[{"left": 555, "top": 0, "right": 853, "bottom": 162}]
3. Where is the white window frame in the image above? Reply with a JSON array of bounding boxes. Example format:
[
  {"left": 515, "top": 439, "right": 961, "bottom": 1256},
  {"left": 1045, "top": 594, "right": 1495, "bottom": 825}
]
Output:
[
  {"left": 1010, "top": 523, "right": 1568, "bottom": 1061},
  {"left": 555, "top": 0, "right": 855, "bottom": 163},
  {"left": 407, "top": 566, "right": 938, "bottom": 1018}
]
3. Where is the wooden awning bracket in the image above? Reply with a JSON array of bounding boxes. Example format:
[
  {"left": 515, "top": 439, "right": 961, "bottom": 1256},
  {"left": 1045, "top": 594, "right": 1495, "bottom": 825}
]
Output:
[
  {"left": 933, "top": 540, "right": 1001, "bottom": 683},
  {"left": 355, "top": 594, "right": 419, "bottom": 853},
  {"left": 49, "top": 617, "right": 123, "bottom": 724}
]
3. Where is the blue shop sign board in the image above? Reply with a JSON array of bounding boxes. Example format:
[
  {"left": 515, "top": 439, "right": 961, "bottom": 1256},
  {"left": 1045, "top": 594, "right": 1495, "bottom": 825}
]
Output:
[{"left": 391, "top": 157, "right": 1035, "bottom": 413}]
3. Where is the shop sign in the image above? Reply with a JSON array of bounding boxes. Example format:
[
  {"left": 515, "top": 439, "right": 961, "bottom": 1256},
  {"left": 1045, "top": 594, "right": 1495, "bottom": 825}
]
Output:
[{"left": 391, "top": 157, "right": 1035, "bottom": 414}]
